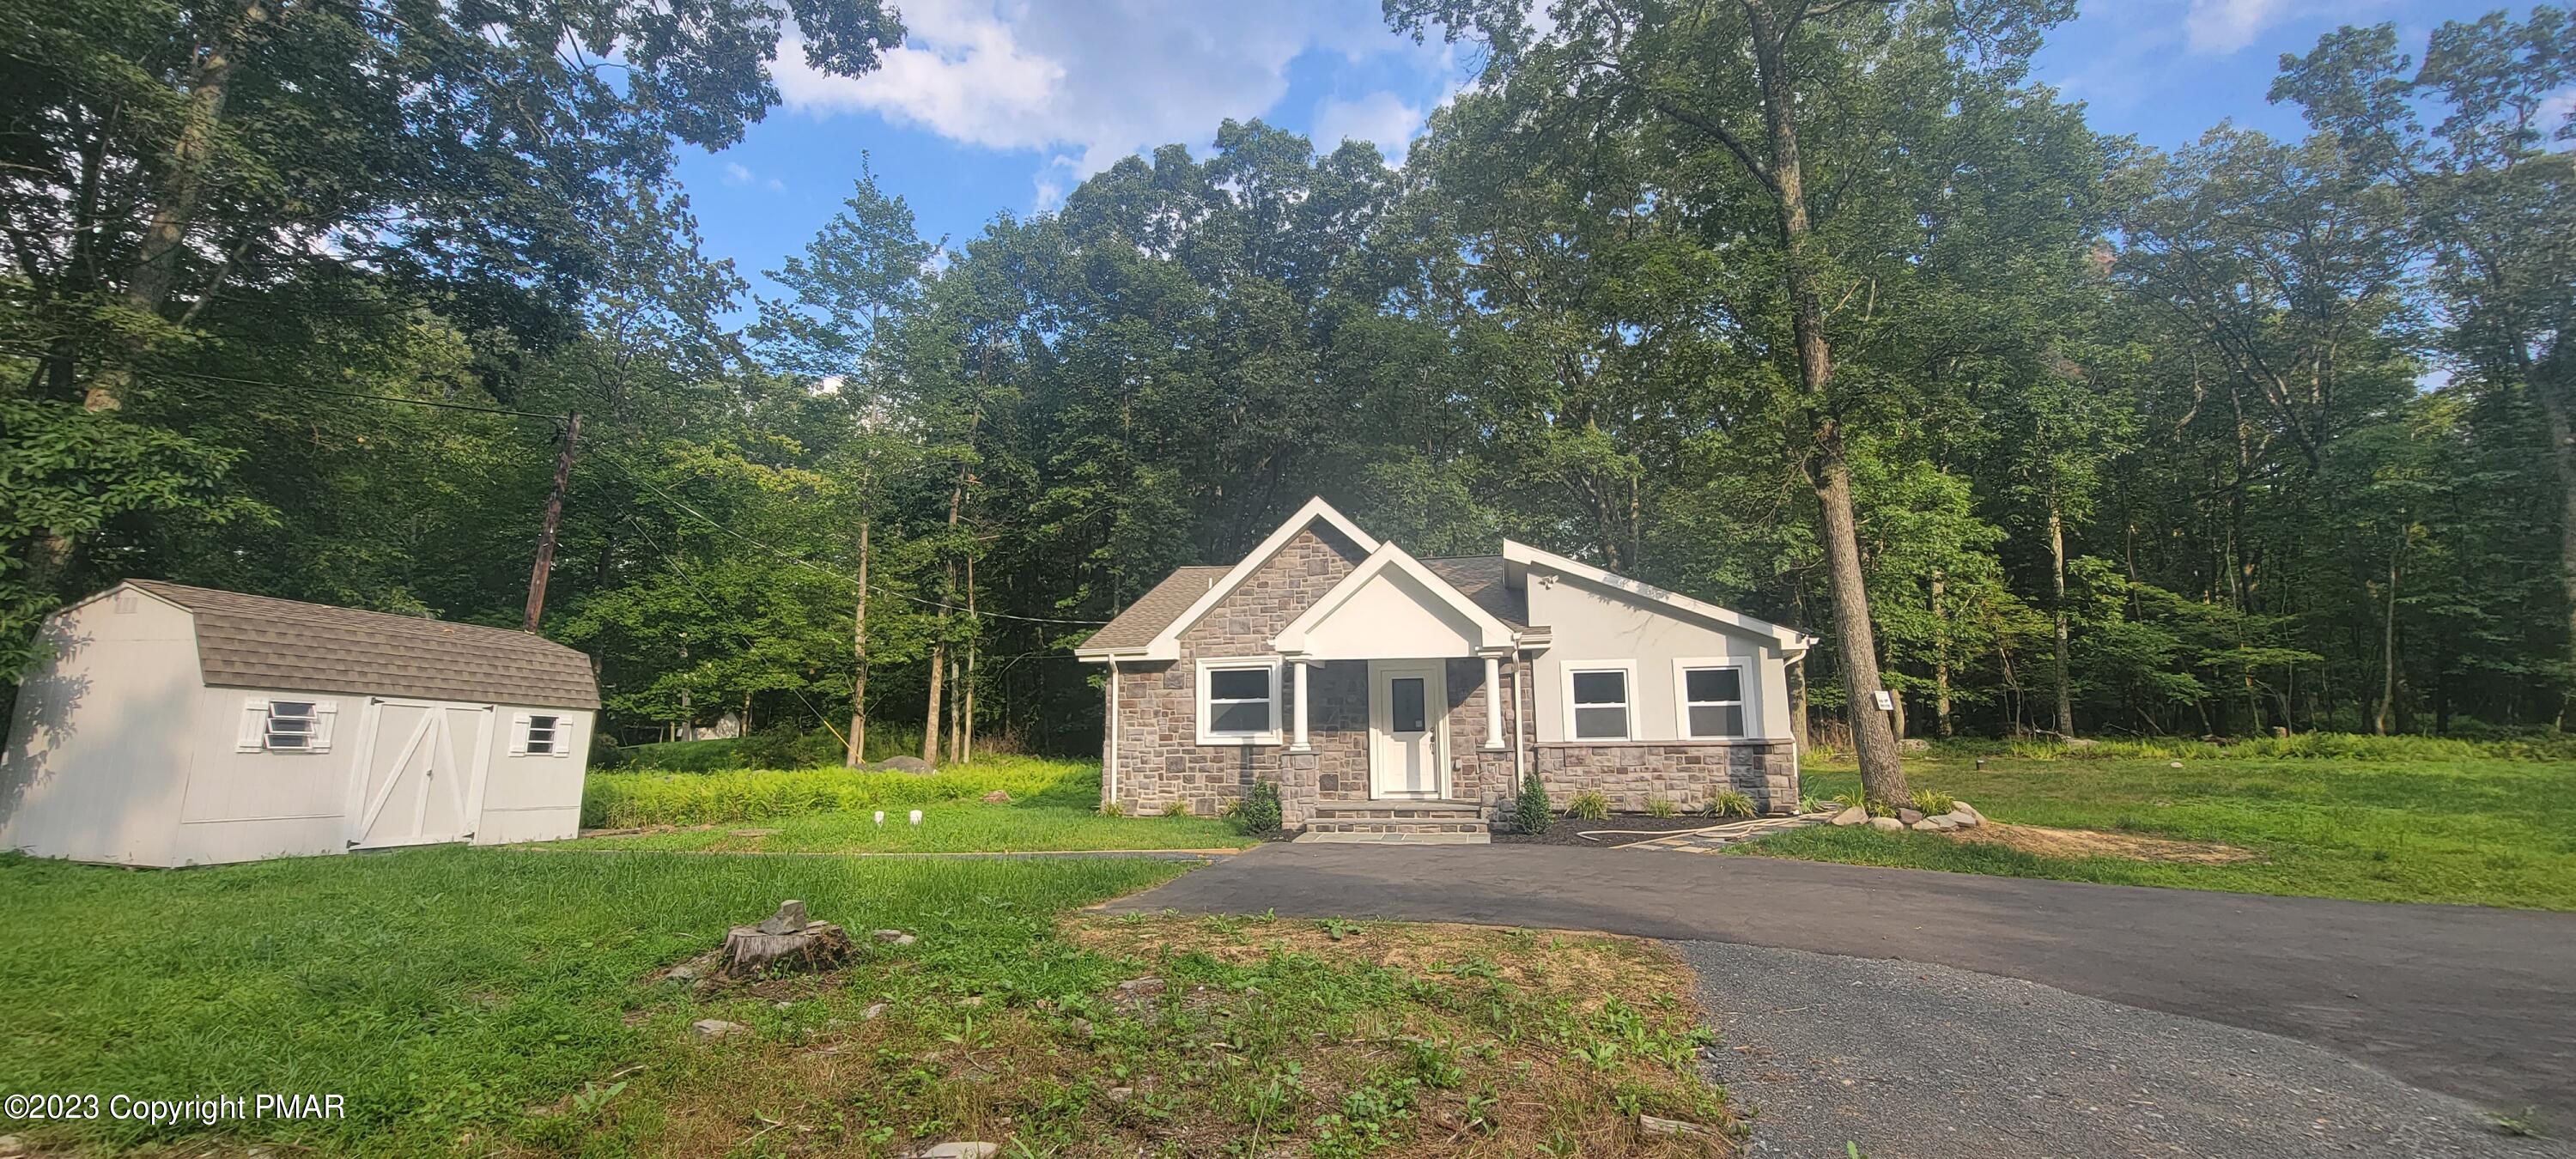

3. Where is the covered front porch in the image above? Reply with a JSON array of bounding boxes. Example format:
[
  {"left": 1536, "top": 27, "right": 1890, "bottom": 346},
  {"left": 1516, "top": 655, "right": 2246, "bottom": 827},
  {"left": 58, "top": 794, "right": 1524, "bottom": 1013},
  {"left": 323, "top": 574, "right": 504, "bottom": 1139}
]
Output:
[{"left": 1266, "top": 543, "right": 1534, "bottom": 839}]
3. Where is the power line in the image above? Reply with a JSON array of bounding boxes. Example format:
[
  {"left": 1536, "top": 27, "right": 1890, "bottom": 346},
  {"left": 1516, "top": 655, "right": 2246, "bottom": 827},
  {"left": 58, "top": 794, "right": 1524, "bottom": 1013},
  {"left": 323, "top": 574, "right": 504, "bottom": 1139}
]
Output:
[{"left": 589, "top": 446, "right": 1111, "bottom": 627}]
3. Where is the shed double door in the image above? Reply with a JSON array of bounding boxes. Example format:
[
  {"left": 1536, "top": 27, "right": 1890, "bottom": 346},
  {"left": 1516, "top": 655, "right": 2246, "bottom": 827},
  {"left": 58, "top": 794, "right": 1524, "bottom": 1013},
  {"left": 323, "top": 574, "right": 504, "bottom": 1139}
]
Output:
[{"left": 343, "top": 699, "right": 494, "bottom": 849}]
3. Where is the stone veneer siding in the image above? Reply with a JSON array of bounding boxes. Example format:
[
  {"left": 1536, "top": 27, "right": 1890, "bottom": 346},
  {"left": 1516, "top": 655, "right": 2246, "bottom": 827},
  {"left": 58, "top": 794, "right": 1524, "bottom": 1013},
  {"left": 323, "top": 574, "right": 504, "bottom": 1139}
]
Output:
[
  {"left": 1103, "top": 521, "right": 1796, "bottom": 825},
  {"left": 1528, "top": 741, "right": 1799, "bottom": 817}
]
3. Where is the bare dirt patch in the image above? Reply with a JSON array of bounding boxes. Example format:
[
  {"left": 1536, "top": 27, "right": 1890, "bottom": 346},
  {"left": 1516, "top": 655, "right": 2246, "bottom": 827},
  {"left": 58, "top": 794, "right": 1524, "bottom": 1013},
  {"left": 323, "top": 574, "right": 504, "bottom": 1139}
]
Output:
[{"left": 1953, "top": 822, "right": 2259, "bottom": 865}]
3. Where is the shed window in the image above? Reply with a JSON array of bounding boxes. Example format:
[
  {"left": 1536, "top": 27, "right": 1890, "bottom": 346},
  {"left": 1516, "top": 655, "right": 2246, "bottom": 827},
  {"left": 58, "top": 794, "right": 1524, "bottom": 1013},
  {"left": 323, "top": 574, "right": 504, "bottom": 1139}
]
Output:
[
  {"left": 526, "top": 714, "right": 562, "bottom": 755},
  {"left": 1568, "top": 668, "right": 1631, "bottom": 741},
  {"left": 264, "top": 701, "right": 319, "bottom": 749},
  {"left": 238, "top": 696, "right": 335, "bottom": 754},
  {"left": 1681, "top": 666, "right": 1747, "bottom": 738},
  {"left": 1196, "top": 659, "right": 1282, "bottom": 744}
]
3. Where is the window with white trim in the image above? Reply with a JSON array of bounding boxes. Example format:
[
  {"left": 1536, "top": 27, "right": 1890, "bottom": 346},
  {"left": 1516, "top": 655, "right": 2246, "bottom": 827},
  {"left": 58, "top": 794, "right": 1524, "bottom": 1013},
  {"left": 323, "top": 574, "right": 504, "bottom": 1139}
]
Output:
[
  {"left": 526, "top": 714, "right": 562, "bottom": 755},
  {"left": 1196, "top": 659, "right": 1282, "bottom": 744},
  {"left": 1567, "top": 666, "right": 1632, "bottom": 740},
  {"left": 1680, "top": 665, "right": 1747, "bottom": 738},
  {"left": 237, "top": 696, "right": 336, "bottom": 753}
]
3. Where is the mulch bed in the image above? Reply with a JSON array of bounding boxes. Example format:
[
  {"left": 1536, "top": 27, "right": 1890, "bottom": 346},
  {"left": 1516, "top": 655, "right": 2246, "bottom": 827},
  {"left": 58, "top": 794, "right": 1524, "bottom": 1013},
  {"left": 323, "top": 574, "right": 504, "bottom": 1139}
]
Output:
[{"left": 1492, "top": 815, "right": 1731, "bottom": 846}]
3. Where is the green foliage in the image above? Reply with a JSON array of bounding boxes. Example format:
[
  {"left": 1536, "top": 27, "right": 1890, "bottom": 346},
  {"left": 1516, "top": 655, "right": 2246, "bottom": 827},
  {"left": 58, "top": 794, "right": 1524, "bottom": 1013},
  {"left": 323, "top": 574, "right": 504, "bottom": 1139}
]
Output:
[
  {"left": 1910, "top": 789, "right": 1959, "bottom": 816},
  {"left": 1644, "top": 798, "right": 1679, "bottom": 818},
  {"left": 1565, "top": 791, "right": 1611, "bottom": 822},
  {"left": 1233, "top": 781, "right": 1284, "bottom": 836},
  {"left": 1515, "top": 773, "right": 1554, "bottom": 834},
  {"left": 1708, "top": 791, "right": 1757, "bottom": 820},
  {"left": 1161, "top": 800, "right": 1190, "bottom": 819}
]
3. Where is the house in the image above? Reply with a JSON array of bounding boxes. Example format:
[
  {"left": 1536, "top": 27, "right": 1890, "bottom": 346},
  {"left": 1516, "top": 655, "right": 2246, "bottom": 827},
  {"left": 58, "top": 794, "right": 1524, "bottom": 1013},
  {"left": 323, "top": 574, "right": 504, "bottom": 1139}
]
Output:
[
  {"left": 1076, "top": 498, "right": 1811, "bottom": 841},
  {"left": 0, "top": 580, "right": 598, "bottom": 866}
]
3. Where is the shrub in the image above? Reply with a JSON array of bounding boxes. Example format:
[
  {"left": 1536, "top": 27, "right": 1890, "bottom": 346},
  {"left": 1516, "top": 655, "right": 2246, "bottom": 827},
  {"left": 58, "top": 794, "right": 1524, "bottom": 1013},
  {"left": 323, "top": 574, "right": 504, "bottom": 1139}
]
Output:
[
  {"left": 1514, "top": 773, "right": 1553, "bottom": 834},
  {"left": 1909, "top": 788, "right": 1957, "bottom": 816},
  {"left": 1645, "top": 798, "right": 1679, "bottom": 818},
  {"left": 1162, "top": 799, "right": 1191, "bottom": 818},
  {"left": 1097, "top": 796, "right": 1126, "bottom": 818},
  {"left": 1234, "top": 781, "right": 1283, "bottom": 835},
  {"left": 1565, "top": 790, "right": 1611, "bottom": 822},
  {"left": 1708, "top": 790, "right": 1756, "bottom": 819}
]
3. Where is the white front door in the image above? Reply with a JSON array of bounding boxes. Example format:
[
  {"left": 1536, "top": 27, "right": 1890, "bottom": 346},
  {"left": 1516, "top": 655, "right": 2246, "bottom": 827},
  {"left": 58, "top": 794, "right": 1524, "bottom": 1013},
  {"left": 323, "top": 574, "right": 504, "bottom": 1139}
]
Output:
[
  {"left": 1369, "top": 661, "right": 1445, "bottom": 798},
  {"left": 343, "top": 700, "right": 493, "bottom": 849}
]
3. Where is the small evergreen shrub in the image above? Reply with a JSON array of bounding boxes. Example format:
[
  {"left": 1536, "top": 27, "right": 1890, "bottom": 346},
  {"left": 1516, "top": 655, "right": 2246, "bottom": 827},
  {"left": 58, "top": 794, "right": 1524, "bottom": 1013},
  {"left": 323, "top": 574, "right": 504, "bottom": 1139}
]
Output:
[
  {"left": 1708, "top": 790, "right": 1756, "bottom": 819},
  {"left": 1645, "top": 798, "right": 1679, "bottom": 818},
  {"left": 1514, "top": 773, "right": 1553, "bottom": 834},
  {"left": 1234, "top": 780, "right": 1283, "bottom": 835},
  {"left": 1566, "top": 790, "right": 1611, "bottom": 822}
]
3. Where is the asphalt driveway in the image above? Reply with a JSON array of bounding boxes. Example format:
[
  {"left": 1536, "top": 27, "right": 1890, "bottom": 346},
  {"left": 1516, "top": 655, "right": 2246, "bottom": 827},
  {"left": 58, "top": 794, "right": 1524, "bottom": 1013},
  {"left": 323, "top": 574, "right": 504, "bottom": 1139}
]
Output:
[{"left": 1101, "top": 842, "right": 2576, "bottom": 1140}]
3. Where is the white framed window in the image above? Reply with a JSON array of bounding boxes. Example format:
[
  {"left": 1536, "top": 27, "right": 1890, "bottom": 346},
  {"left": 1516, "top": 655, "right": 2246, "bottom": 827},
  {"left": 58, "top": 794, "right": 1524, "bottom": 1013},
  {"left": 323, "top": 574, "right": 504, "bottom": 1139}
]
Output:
[
  {"left": 511, "top": 712, "right": 577, "bottom": 758},
  {"left": 1195, "top": 658, "right": 1283, "bottom": 745},
  {"left": 237, "top": 696, "right": 336, "bottom": 754},
  {"left": 1675, "top": 661, "right": 1748, "bottom": 738},
  {"left": 1562, "top": 662, "right": 1634, "bottom": 741}
]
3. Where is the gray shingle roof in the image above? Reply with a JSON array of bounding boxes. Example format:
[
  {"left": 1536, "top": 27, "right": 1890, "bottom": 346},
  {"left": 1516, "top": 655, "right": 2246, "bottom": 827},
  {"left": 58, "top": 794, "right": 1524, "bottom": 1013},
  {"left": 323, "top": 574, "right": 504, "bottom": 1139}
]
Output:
[
  {"left": 1078, "top": 566, "right": 1231, "bottom": 652},
  {"left": 1419, "top": 555, "right": 1530, "bottom": 630},
  {"left": 126, "top": 580, "right": 600, "bottom": 709}
]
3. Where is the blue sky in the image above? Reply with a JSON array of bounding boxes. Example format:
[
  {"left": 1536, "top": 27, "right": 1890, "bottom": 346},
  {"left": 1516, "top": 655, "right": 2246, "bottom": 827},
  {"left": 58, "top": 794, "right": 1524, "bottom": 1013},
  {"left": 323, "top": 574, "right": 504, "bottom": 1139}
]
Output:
[{"left": 677, "top": 0, "right": 2502, "bottom": 306}]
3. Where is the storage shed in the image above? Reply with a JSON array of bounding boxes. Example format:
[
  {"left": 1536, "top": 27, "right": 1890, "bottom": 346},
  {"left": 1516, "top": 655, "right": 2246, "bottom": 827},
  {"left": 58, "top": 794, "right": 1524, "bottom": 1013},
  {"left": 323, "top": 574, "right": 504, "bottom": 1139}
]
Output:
[{"left": 0, "top": 580, "right": 599, "bottom": 866}]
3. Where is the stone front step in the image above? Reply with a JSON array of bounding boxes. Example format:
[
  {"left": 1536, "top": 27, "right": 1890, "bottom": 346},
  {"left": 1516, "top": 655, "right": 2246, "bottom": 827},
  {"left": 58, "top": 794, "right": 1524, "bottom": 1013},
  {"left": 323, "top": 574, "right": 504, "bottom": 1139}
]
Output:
[{"left": 1297, "top": 799, "right": 1492, "bottom": 844}]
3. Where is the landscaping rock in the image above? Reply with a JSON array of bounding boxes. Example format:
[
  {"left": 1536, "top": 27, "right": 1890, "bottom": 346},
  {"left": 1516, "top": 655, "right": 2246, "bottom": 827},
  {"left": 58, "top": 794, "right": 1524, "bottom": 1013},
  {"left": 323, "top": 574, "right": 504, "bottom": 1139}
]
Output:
[
  {"left": 691, "top": 1018, "right": 749, "bottom": 1040},
  {"left": 1953, "top": 801, "right": 1983, "bottom": 823},
  {"left": 1924, "top": 816, "right": 1960, "bottom": 831},
  {"left": 861, "top": 1003, "right": 887, "bottom": 1020},
  {"left": 875, "top": 755, "right": 935, "bottom": 774},
  {"left": 917, "top": 1144, "right": 999, "bottom": 1159},
  {"left": 1638, "top": 1113, "right": 1712, "bottom": 1139},
  {"left": 980, "top": 789, "right": 1011, "bottom": 804},
  {"left": 1831, "top": 805, "right": 1868, "bottom": 827},
  {"left": 872, "top": 929, "right": 918, "bottom": 947},
  {"left": 757, "top": 900, "right": 809, "bottom": 936},
  {"left": 1868, "top": 816, "right": 1904, "bottom": 832},
  {"left": 1943, "top": 809, "right": 1981, "bottom": 828},
  {"left": 1897, "top": 807, "right": 1926, "bottom": 825}
]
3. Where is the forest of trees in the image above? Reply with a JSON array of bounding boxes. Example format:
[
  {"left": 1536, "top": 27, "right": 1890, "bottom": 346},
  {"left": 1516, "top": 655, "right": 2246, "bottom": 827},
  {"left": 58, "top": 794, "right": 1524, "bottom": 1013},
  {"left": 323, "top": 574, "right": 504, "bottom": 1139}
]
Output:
[{"left": 5, "top": 0, "right": 2573, "bottom": 784}]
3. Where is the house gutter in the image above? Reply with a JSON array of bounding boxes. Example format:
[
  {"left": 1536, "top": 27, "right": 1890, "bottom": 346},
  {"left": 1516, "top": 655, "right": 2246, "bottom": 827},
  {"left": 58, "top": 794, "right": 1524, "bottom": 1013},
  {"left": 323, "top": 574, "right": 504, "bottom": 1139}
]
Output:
[
  {"left": 1105, "top": 658, "right": 1121, "bottom": 805},
  {"left": 1510, "top": 650, "right": 1527, "bottom": 783}
]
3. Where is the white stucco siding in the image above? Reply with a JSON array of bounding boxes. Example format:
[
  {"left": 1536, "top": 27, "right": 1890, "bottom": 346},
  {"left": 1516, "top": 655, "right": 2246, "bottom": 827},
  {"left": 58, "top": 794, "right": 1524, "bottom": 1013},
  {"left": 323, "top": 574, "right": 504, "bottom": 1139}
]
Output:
[
  {"left": 1525, "top": 568, "right": 1789, "bottom": 743},
  {"left": 0, "top": 593, "right": 202, "bottom": 865},
  {"left": 1297, "top": 568, "right": 1485, "bottom": 659}
]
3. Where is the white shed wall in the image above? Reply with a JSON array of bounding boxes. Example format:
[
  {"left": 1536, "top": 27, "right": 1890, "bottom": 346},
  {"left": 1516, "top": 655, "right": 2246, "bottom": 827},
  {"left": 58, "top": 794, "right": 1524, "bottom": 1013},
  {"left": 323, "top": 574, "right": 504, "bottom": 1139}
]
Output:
[
  {"left": 0, "top": 593, "right": 202, "bottom": 865},
  {"left": 1525, "top": 568, "right": 1791, "bottom": 743}
]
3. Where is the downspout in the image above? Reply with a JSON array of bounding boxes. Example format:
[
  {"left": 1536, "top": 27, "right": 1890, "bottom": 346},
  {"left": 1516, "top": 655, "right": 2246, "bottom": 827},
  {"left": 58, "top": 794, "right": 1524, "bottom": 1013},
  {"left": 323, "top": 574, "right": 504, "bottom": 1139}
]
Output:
[
  {"left": 1783, "top": 647, "right": 1806, "bottom": 782},
  {"left": 1510, "top": 651, "right": 1527, "bottom": 782},
  {"left": 1105, "top": 658, "right": 1120, "bottom": 805}
]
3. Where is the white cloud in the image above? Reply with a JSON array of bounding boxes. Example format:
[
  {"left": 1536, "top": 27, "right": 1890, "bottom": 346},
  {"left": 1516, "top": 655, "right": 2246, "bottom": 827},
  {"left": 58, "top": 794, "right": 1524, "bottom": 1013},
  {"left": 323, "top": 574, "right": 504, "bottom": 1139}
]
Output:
[
  {"left": 720, "top": 161, "right": 785, "bottom": 191},
  {"left": 1312, "top": 90, "right": 1429, "bottom": 164},
  {"left": 2184, "top": 0, "right": 2292, "bottom": 55},
  {"left": 774, "top": 0, "right": 1444, "bottom": 186}
]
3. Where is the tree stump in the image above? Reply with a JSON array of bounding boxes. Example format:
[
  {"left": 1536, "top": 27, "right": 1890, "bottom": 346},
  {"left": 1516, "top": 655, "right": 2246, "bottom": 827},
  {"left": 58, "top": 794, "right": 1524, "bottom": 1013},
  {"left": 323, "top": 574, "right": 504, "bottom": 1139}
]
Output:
[{"left": 720, "top": 901, "right": 854, "bottom": 977}]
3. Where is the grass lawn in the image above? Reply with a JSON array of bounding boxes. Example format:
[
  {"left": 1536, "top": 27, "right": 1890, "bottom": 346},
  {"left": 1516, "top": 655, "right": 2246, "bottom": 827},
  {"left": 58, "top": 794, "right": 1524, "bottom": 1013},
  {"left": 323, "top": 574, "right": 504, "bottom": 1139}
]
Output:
[
  {"left": 0, "top": 849, "right": 1731, "bottom": 1156},
  {"left": 1765, "top": 749, "right": 2576, "bottom": 910},
  {"left": 575, "top": 757, "right": 1255, "bottom": 853}
]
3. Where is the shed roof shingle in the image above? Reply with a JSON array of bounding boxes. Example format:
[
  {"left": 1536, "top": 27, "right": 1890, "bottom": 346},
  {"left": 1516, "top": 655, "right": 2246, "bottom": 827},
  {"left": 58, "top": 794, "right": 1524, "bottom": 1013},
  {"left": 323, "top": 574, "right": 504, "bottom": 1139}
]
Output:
[
  {"left": 127, "top": 580, "right": 600, "bottom": 708},
  {"left": 1078, "top": 566, "right": 1230, "bottom": 653}
]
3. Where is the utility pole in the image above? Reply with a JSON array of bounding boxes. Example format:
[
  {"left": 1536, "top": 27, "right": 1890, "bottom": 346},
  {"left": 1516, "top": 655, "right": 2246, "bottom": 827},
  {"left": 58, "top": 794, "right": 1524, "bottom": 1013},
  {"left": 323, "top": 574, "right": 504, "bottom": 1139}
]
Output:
[{"left": 522, "top": 411, "right": 582, "bottom": 632}]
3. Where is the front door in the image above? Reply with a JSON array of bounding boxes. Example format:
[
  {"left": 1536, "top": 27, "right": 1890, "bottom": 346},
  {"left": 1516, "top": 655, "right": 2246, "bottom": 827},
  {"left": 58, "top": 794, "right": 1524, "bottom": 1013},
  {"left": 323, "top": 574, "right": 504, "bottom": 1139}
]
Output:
[{"left": 1369, "top": 661, "right": 1444, "bottom": 798}]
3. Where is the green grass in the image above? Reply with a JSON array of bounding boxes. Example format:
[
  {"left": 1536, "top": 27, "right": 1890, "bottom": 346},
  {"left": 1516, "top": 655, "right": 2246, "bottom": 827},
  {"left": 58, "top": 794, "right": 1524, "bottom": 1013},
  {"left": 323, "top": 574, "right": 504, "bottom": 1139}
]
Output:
[
  {"left": 0, "top": 850, "right": 1735, "bottom": 1156},
  {"left": 0, "top": 847, "right": 1185, "bottom": 1154},
  {"left": 583, "top": 755, "right": 1103, "bottom": 828},
  {"left": 575, "top": 758, "right": 1253, "bottom": 853},
  {"left": 1759, "top": 749, "right": 2576, "bottom": 909}
]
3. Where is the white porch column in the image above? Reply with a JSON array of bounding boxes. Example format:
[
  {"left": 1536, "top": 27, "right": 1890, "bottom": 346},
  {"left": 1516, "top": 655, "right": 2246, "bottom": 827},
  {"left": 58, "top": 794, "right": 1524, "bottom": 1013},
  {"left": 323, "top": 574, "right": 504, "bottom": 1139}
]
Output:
[
  {"left": 1291, "top": 660, "right": 1311, "bottom": 752},
  {"left": 1483, "top": 655, "right": 1504, "bottom": 749}
]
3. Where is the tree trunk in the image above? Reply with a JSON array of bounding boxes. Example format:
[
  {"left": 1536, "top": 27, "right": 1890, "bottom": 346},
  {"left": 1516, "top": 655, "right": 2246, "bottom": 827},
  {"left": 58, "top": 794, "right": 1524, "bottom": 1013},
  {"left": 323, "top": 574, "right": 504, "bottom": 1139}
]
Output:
[
  {"left": 922, "top": 470, "right": 965, "bottom": 767},
  {"left": 1745, "top": 2, "right": 1905, "bottom": 805},
  {"left": 920, "top": 640, "right": 944, "bottom": 766},
  {"left": 2536, "top": 353, "right": 2576, "bottom": 725},
  {"left": 1787, "top": 655, "right": 1810, "bottom": 753},
  {"left": 1931, "top": 567, "right": 1953, "bottom": 737},
  {"left": 2376, "top": 533, "right": 2402, "bottom": 736},
  {"left": 95, "top": 0, "right": 264, "bottom": 411},
  {"left": 2050, "top": 497, "right": 2074, "bottom": 737},
  {"left": 846, "top": 518, "right": 870, "bottom": 767}
]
